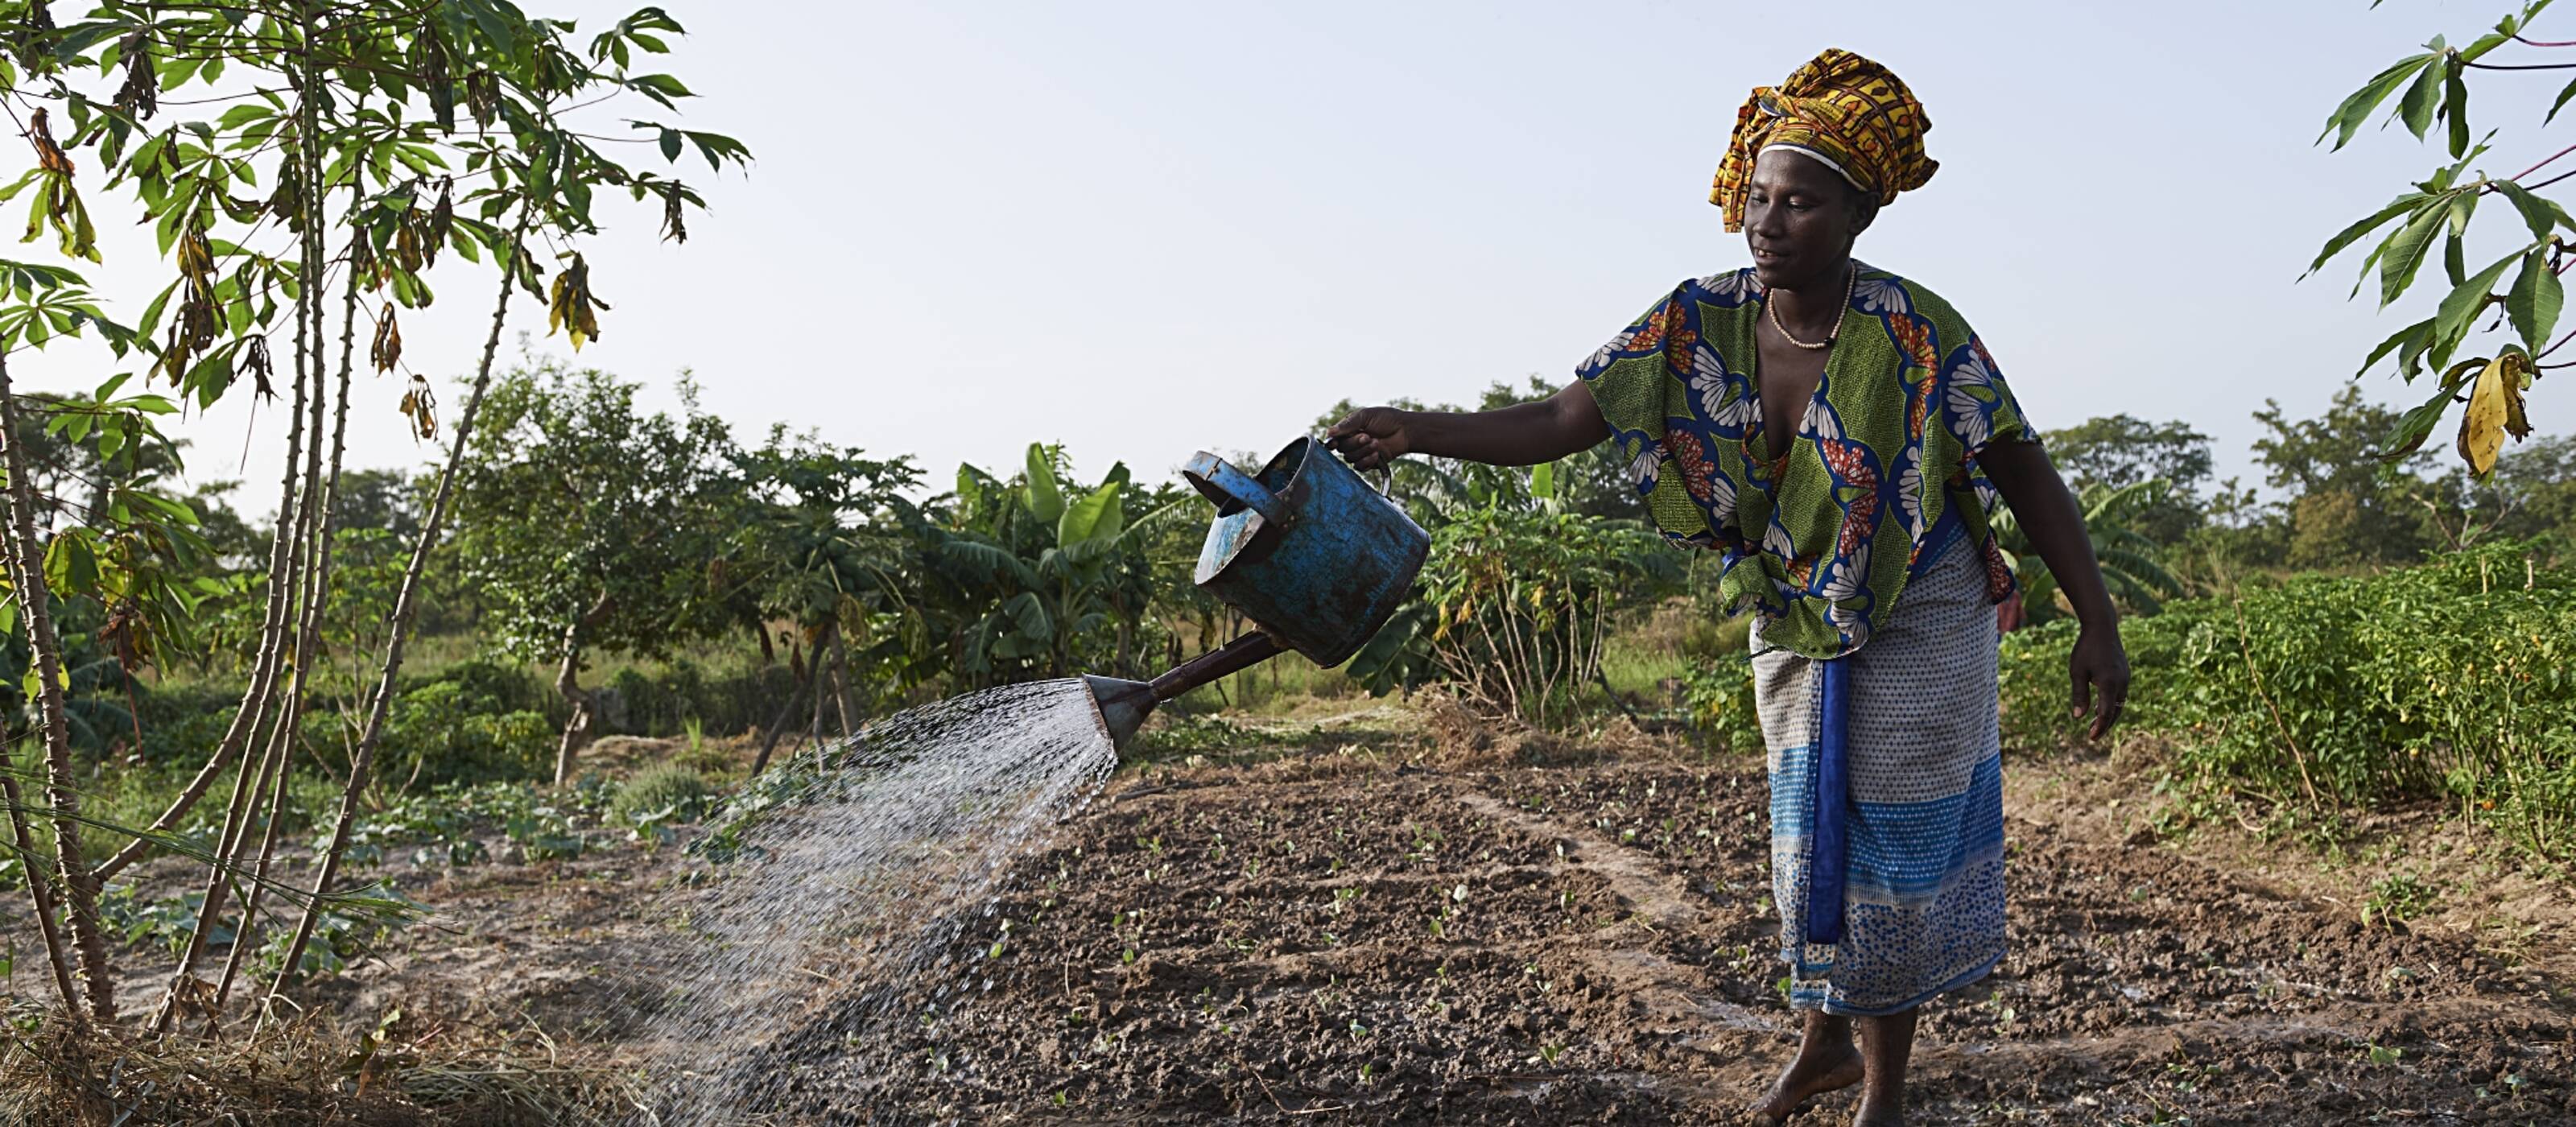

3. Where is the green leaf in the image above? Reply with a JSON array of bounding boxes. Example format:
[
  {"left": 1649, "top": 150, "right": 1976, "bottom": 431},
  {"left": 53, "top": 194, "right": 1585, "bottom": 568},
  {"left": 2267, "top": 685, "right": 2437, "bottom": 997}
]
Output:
[
  {"left": 2380, "top": 361, "right": 2482, "bottom": 460},
  {"left": 2445, "top": 64, "right": 2471, "bottom": 159},
  {"left": 2380, "top": 203, "right": 2448, "bottom": 307},
  {"left": 2355, "top": 315, "right": 2434, "bottom": 378},
  {"left": 2323, "top": 53, "right": 2435, "bottom": 150},
  {"left": 1023, "top": 444, "right": 1064, "bottom": 523},
  {"left": 2507, "top": 247, "right": 2563, "bottom": 350},
  {"left": 2491, "top": 179, "right": 2566, "bottom": 245},
  {"left": 1530, "top": 460, "right": 1555, "bottom": 500},
  {"left": 1059, "top": 481, "right": 1122, "bottom": 546},
  {"left": 2549, "top": 75, "right": 2576, "bottom": 124},
  {"left": 2397, "top": 58, "right": 2443, "bottom": 139},
  {"left": 2307, "top": 194, "right": 2430, "bottom": 278},
  {"left": 1001, "top": 591, "right": 1051, "bottom": 641},
  {"left": 2433, "top": 250, "right": 2517, "bottom": 361}
]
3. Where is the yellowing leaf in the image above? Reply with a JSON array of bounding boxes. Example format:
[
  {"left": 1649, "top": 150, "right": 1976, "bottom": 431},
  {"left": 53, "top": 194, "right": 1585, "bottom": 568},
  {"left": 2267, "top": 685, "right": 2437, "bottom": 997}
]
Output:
[{"left": 2457, "top": 356, "right": 2508, "bottom": 474}]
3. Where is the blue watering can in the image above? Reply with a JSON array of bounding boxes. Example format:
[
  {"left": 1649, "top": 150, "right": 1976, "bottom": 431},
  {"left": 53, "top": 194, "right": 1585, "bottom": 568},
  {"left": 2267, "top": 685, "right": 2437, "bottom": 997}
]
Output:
[{"left": 1084, "top": 436, "right": 1430, "bottom": 749}]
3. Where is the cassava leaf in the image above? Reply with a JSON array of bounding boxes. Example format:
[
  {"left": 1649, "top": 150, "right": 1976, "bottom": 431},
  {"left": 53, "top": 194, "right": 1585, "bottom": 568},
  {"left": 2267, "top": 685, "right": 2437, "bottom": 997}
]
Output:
[
  {"left": 2380, "top": 203, "right": 2448, "bottom": 307},
  {"left": 2506, "top": 247, "right": 2563, "bottom": 351},
  {"left": 2323, "top": 53, "right": 2436, "bottom": 150}
]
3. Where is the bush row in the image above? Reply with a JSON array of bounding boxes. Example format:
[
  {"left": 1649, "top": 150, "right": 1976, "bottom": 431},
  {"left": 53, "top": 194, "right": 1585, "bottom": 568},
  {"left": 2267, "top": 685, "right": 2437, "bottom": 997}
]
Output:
[{"left": 1690, "top": 542, "right": 2574, "bottom": 858}]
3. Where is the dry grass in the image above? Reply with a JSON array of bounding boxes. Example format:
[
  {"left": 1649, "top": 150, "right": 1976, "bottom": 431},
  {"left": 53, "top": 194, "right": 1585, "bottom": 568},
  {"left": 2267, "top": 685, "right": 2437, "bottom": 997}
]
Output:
[{"left": 0, "top": 1003, "right": 642, "bottom": 1126}]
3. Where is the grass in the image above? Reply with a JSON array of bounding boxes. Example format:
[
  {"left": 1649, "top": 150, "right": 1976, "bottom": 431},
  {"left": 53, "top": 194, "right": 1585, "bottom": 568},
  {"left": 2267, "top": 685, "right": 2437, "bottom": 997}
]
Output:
[{"left": 0, "top": 1005, "right": 637, "bottom": 1125}]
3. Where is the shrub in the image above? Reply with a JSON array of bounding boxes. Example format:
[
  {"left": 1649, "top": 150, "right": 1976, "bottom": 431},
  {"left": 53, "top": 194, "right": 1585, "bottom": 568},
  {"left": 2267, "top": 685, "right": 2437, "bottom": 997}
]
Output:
[
  {"left": 2001, "top": 542, "right": 2576, "bottom": 858},
  {"left": 609, "top": 762, "right": 719, "bottom": 827},
  {"left": 1400, "top": 504, "right": 1682, "bottom": 728},
  {"left": 1679, "top": 654, "right": 1763, "bottom": 756},
  {"left": 378, "top": 678, "right": 555, "bottom": 790}
]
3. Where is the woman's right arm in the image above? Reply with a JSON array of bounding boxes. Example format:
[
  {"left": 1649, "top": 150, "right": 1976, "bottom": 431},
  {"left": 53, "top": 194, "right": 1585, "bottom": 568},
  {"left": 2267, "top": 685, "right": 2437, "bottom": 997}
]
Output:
[{"left": 1325, "top": 382, "right": 1609, "bottom": 471}]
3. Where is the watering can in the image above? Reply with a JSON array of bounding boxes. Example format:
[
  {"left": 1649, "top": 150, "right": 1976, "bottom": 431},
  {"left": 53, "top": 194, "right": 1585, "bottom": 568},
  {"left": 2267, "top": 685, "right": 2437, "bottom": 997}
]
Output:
[{"left": 1084, "top": 436, "right": 1430, "bottom": 749}]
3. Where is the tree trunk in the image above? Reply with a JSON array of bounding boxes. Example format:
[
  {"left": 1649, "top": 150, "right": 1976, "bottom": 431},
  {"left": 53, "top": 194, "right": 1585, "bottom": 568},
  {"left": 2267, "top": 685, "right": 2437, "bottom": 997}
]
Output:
[
  {"left": 215, "top": 244, "right": 358, "bottom": 1011},
  {"left": 0, "top": 357, "right": 116, "bottom": 1021},
  {"left": 804, "top": 621, "right": 835, "bottom": 767},
  {"left": 263, "top": 214, "right": 530, "bottom": 1016},
  {"left": 552, "top": 591, "right": 615, "bottom": 786},
  {"left": 151, "top": 171, "right": 351, "bottom": 1031},
  {"left": 749, "top": 670, "right": 809, "bottom": 777},
  {"left": 827, "top": 616, "right": 860, "bottom": 737},
  {"left": 0, "top": 767, "right": 82, "bottom": 1023}
]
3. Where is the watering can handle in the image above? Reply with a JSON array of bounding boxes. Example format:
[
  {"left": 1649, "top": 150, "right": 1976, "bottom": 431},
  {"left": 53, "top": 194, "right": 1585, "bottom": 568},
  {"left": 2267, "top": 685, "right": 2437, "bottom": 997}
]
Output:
[{"left": 1182, "top": 452, "right": 1294, "bottom": 526}]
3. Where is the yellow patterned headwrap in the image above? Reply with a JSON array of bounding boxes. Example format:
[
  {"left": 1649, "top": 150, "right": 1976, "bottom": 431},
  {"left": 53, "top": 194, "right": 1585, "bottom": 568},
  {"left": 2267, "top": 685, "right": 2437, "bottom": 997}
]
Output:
[{"left": 1711, "top": 49, "right": 1938, "bottom": 233}]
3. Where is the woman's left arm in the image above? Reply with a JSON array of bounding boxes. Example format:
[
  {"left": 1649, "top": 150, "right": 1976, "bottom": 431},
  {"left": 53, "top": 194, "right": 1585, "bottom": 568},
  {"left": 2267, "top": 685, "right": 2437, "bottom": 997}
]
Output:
[{"left": 1978, "top": 439, "right": 2131, "bottom": 739}]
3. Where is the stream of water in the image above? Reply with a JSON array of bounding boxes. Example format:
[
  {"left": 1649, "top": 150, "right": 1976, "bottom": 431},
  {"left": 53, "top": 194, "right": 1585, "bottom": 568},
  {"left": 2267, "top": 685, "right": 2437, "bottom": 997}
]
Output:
[{"left": 621, "top": 678, "right": 1117, "bottom": 1123}]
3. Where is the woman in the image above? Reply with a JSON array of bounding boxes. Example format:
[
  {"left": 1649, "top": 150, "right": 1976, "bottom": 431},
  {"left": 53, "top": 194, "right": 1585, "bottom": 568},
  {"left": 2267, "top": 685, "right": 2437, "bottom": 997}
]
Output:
[{"left": 1327, "top": 49, "right": 2128, "bottom": 1126}]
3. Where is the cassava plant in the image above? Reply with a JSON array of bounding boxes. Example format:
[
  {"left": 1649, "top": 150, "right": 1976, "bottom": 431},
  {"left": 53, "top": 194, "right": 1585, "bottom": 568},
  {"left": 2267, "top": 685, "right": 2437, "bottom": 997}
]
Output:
[
  {"left": 2310, "top": 0, "right": 2576, "bottom": 474},
  {"left": 0, "top": 0, "right": 744, "bottom": 1029}
]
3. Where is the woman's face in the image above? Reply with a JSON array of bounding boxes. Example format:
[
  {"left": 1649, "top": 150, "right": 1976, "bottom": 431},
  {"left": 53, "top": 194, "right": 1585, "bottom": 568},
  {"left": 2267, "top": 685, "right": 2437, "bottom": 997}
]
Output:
[{"left": 1742, "top": 147, "right": 1868, "bottom": 290}]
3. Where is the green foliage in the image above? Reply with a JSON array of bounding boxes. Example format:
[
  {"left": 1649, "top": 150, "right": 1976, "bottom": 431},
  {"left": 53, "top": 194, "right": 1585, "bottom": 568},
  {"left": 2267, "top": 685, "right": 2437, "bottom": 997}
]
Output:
[
  {"left": 902, "top": 444, "right": 1182, "bottom": 687},
  {"left": 595, "top": 658, "right": 797, "bottom": 741},
  {"left": 2310, "top": 1, "right": 2561, "bottom": 471},
  {"left": 712, "top": 427, "right": 923, "bottom": 715},
  {"left": 609, "top": 762, "right": 719, "bottom": 828},
  {"left": 456, "top": 362, "right": 739, "bottom": 667},
  {"left": 377, "top": 675, "right": 555, "bottom": 791},
  {"left": 1349, "top": 464, "right": 1681, "bottom": 727},
  {"left": 2363, "top": 871, "right": 2442, "bottom": 929},
  {"left": 2000, "top": 543, "right": 2576, "bottom": 858},
  {"left": 1678, "top": 655, "right": 1763, "bottom": 755}
]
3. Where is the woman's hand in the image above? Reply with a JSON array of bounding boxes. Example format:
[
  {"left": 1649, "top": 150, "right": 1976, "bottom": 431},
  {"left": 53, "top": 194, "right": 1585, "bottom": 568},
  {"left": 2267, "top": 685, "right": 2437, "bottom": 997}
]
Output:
[
  {"left": 2070, "top": 626, "right": 2129, "bottom": 741},
  {"left": 1327, "top": 407, "right": 1415, "bottom": 471}
]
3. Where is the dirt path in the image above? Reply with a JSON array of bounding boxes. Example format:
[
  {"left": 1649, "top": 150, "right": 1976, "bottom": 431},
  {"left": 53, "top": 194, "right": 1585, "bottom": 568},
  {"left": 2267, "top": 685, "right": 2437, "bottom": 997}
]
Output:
[{"left": 737, "top": 745, "right": 2574, "bottom": 1125}]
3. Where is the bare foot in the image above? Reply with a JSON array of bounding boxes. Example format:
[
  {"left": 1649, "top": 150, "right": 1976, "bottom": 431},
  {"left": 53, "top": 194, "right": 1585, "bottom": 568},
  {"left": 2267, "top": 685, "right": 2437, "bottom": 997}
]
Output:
[
  {"left": 1851, "top": 1095, "right": 1904, "bottom": 1127},
  {"left": 1746, "top": 1042, "right": 1864, "bottom": 1124}
]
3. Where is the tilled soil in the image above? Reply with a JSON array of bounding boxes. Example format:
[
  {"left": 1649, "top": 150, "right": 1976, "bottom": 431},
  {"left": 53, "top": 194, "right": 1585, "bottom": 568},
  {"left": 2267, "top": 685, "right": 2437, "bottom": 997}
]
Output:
[{"left": 741, "top": 748, "right": 2576, "bottom": 1125}]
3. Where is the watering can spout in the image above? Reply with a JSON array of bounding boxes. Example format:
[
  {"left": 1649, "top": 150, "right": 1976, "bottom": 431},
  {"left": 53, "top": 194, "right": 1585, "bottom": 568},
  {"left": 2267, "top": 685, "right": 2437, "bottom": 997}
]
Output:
[
  {"left": 1081, "top": 633, "right": 1284, "bottom": 752},
  {"left": 1081, "top": 675, "right": 1156, "bottom": 750}
]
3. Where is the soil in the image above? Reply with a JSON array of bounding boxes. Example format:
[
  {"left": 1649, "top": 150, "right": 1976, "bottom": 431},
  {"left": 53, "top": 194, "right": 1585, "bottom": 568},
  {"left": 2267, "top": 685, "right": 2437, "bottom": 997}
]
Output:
[
  {"left": 730, "top": 725, "right": 2576, "bottom": 1125},
  {"left": 11, "top": 719, "right": 2574, "bottom": 1125}
]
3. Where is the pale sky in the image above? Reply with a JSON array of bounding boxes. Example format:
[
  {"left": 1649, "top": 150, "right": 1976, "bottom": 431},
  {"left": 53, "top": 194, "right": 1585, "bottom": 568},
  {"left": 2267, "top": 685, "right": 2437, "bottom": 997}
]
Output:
[{"left": 19, "top": 0, "right": 2574, "bottom": 513}]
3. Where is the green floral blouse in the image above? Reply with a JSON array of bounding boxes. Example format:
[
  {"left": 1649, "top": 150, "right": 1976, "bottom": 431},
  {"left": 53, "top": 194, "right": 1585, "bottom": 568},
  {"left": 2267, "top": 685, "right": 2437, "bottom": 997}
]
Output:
[{"left": 1577, "top": 263, "right": 2031, "bottom": 659}]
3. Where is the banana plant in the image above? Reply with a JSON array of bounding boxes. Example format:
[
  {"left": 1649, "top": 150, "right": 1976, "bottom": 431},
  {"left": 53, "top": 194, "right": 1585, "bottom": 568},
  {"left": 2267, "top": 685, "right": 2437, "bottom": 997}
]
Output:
[
  {"left": 1992, "top": 479, "right": 2185, "bottom": 625},
  {"left": 915, "top": 444, "right": 1183, "bottom": 686}
]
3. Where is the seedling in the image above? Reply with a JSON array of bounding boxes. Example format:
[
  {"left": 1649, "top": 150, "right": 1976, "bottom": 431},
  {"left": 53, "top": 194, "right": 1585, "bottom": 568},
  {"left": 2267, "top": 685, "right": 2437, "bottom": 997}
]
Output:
[{"left": 2362, "top": 872, "right": 2438, "bottom": 929}]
